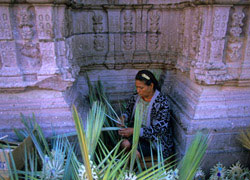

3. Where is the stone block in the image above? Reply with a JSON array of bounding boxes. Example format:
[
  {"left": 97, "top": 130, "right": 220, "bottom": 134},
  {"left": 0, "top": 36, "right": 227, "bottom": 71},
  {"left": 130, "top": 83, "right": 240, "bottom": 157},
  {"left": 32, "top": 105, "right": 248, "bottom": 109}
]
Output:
[
  {"left": 167, "top": 70, "right": 250, "bottom": 168},
  {"left": 0, "top": 41, "right": 20, "bottom": 76},
  {"left": 0, "top": 90, "right": 75, "bottom": 139},
  {"left": 38, "top": 42, "right": 59, "bottom": 75}
]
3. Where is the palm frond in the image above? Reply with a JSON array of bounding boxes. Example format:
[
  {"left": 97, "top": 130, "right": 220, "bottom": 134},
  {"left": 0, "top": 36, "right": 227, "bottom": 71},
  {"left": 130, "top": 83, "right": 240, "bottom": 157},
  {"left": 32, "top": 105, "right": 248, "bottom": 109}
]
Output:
[
  {"left": 72, "top": 105, "right": 93, "bottom": 180},
  {"left": 129, "top": 103, "right": 143, "bottom": 172},
  {"left": 238, "top": 128, "right": 250, "bottom": 150},
  {"left": 178, "top": 131, "right": 209, "bottom": 180},
  {"left": 86, "top": 101, "right": 106, "bottom": 158}
]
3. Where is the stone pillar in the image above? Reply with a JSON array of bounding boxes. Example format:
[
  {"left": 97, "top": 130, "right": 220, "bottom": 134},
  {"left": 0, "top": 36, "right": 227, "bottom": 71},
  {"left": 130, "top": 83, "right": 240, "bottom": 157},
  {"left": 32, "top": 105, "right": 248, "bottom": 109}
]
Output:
[{"left": 166, "top": 3, "right": 250, "bottom": 170}]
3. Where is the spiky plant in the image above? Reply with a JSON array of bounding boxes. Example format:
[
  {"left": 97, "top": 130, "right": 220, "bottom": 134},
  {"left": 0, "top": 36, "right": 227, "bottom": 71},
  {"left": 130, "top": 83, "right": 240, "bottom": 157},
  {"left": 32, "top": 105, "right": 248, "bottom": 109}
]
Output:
[
  {"left": 194, "top": 167, "right": 205, "bottom": 180},
  {"left": 73, "top": 105, "right": 93, "bottom": 180},
  {"left": 178, "top": 132, "right": 209, "bottom": 180},
  {"left": 72, "top": 102, "right": 179, "bottom": 180},
  {"left": 41, "top": 150, "right": 65, "bottom": 180},
  {"left": 209, "top": 162, "right": 227, "bottom": 180},
  {"left": 129, "top": 103, "right": 143, "bottom": 172},
  {"left": 86, "top": 75, "right": 122, "bottom": 146},
  {"left": 238, "top": 128, "right": 250, "bottom": 151},
  {"left": 85, "top": 101, "right": 106, "bottom": 158},
  {"left": 227, "top": 161, "right": 244, "bottom": 180}
]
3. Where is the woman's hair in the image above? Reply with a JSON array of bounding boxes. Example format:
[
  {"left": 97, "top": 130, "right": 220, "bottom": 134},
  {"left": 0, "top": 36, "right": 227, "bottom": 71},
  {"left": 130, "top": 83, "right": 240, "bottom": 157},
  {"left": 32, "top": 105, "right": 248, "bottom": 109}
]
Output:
[{"left": 135, "top": 70, "right": 161, "bottom": 91}]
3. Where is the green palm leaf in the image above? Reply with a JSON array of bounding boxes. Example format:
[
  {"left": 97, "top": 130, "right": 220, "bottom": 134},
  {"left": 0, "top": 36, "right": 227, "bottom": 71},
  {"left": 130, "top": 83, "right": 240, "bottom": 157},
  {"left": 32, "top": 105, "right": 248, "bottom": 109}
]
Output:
[
  {"left": 178, "top": 131, "right": 209, "bottom": 180},
  {"left": 72, "top": 105, "right": 93, "bottom": 180}
]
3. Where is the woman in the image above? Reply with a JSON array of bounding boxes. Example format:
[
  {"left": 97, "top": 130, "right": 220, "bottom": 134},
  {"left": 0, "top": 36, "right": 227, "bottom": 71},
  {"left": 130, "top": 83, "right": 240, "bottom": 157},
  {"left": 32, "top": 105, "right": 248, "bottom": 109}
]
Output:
[{"left": 118, "top": 70, "right": 174, "bottom": 159}]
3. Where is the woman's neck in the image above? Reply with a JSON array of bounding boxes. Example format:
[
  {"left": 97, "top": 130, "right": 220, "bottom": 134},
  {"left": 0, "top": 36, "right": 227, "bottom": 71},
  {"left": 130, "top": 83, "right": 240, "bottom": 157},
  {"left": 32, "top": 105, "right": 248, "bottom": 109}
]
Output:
[{"left": 142, "top": 91, "right": 155, "bottom": 102}]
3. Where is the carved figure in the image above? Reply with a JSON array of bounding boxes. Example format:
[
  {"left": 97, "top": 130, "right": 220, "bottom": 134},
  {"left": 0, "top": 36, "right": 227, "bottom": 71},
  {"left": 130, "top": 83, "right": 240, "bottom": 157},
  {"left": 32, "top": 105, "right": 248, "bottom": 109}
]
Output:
[
  {"left": 19, "top": 41, "right": 41, "bottom": 75},
  {"left": 149, "top": 11, "right": 160, "bottom": 32},
  {"left": 149, "top": 33, "right": 159, "bottom": 50},
  {"left": 227, "top": 9, "right": 245, "bottom": 62},
  {"left": 0, "top": 10, "right": 12, "bottom": 39},
  {"left": 93, "top": 14, "right": 103, "bottom": 33},
  {"left": 123, "top": 33, "right": 133, "bottom": 51},
  {"left": 228, "top": 41, "right": 242, "bottom": 61},
  {"left": 124, "top": 11, "right": 133, "bottom": 32},
  {"left": 94, "top": 35, "right": 104, "bottom": 51},
  {"left": 20, "top": 25, "right": 33, "bottom": 40},
  {"left": 21, "top": 41, "right": 40, "bottom": 59},
  {"left": 18, "top": 7, "right": 32, "bottom": 27}
]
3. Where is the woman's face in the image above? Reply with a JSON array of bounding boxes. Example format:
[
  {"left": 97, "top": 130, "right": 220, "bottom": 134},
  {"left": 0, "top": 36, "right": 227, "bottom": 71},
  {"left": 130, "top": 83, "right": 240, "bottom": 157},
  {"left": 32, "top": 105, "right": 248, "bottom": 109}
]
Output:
[{"left": 135, "top": 80, "right": 154, "bottom": 98}]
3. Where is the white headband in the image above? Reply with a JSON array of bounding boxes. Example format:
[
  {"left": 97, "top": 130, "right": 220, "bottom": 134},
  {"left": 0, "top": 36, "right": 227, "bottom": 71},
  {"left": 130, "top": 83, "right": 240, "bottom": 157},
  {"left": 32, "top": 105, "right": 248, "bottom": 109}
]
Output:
[{"left": 142, "top": 74, "right": 150, "bottom": 80}]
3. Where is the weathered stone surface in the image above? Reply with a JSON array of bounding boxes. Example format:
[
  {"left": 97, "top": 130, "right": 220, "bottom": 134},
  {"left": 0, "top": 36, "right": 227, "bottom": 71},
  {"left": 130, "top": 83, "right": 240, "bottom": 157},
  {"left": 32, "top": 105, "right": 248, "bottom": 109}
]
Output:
[
  {"left": 165, "top": 70, "right": 250, "bottom": 170},
  {"left": 0, "top": 90, "right": 75, "bottom": 139}
]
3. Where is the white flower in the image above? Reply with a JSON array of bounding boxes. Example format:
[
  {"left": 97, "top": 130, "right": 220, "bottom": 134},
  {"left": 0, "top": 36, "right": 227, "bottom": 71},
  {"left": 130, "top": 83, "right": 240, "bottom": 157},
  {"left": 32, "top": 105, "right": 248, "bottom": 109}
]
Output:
[
  {"left": 78, "top": 161, "right": 98, "bottom": 180},
  {"left": 123, "top": 172, "right": 137, "bottom": 180},
  {"left": 161, "top": 168, "right": 179, "bottom": 180}
]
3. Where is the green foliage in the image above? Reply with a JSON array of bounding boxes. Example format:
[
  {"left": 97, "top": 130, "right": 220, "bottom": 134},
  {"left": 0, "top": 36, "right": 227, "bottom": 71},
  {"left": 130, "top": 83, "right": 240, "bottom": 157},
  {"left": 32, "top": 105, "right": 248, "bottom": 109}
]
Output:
[
  {"left": 73, "top": 105, "right": 93, "bottom": 180},
  {"left": 238, "top": 127, "right": 250, "bottom": 151},
  {"left": 129, "top": 103, "right": 143, "bottom": 172},
  {"left": 3, "top": 77, "right": 213, "bottom": 180},
  {"left": 85, "top": 101, "right": 106, "bottom": 158},
  {"left": 86, "top": 74, "right": 122, "bottom": 147},
  {"left": 178, "top": 131, "right": 209, "bottom": 180}
]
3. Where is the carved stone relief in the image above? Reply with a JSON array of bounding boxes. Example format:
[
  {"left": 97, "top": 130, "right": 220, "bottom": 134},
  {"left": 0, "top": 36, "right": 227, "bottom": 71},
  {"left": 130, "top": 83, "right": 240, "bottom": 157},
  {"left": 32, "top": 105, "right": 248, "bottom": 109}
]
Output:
[
  {"left": 19, "top": 41, "right": 41, "bottom": 80},
  {"left": 93, "top": 13, "right": 105, "bottom": 51},
  {"left": 122, "top": 10, "right": 134, "bottom": 52},
  {"left": 93, "top": 14, "right": 103, "bottom": 33},
  {"left": 55, "top": 40, "right": 73, "bottom": 80},
  {"left": 94, "top": 34, "right": 105, "bottom": 51},
  {"left": 0, "top": 6, "right": 12, "bottom": 39},
  {"left": 225, "top": 6, "right": 245, "bottom": 80},
  {"left": 210, "top": 6, "right": 229, "bottom": 63},
  {"left": 176, "top": 8, "right": 192, "bottom": 72},
  {"left": 34, "top": 5, "right": 54, "bottom": 40},
  {"left": 123, "top": 10, "right": 133, "bottom": 32},
  {"left": 227, "top": 7, "right": 245, "bottom": 62},
  {"left": 177, "top": 10, "right": 185, "bottom": 54},
  {"left": 148, "top": 10, "right": 161, "bottom": 51},
  {"left": 190, "top": 9, "right": 202, "bottom": 59},
  {"left": 16, "top": 6, "right": 42, "bottom": 81},
  {"left": 123, "top": 33, "right": 133, "bottom": 51},
  {"left": 17, "top": 6, "right": 34, "bottom": 40},
  {"left": 39, "top": 42, "right": 59, "bottom": 75},
  {"left": 148, "top": 10, "right": 160, "bottom": 32},
  {"left": 148, "top": 33, "right": 159, "bottom": 51},
  {"left": 191, "top": 6, "right": 231, "bottom": 85},
  {"left": 0, "top": 41, "right": 20, "bottom": 76}
]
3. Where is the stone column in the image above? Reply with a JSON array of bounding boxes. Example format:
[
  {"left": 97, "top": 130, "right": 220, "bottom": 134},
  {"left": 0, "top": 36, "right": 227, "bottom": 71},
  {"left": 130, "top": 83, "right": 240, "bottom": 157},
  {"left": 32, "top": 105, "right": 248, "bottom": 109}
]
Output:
[{"left": 166, "top": 4, "right": 250, "bottom": 170}]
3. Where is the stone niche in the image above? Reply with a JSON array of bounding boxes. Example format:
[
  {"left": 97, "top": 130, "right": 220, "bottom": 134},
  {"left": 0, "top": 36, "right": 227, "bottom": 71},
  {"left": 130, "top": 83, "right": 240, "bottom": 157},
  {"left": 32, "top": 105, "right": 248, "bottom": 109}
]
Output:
[{"left": 0, "top": 0, "right": 250, "bottom": 171}]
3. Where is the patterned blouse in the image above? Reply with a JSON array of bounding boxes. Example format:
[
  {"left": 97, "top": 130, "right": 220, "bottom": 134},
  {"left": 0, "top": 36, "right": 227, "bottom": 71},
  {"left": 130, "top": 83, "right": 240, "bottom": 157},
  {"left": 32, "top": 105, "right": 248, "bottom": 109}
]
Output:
[
  {"left": 138, "top": 98, "right": 150, "bottom": 127},
  {"left": 122, "top": 90, "right": 174, "bottom": 158}
]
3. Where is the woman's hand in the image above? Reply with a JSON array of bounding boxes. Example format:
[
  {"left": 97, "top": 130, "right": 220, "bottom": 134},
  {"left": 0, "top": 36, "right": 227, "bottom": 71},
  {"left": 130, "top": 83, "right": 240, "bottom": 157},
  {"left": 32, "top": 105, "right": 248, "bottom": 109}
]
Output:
[
  {"left": 118, "top": 128, "right": 133, "bottom": 138},
  {"left": 116, "top": 115, "right": 125, "bottom": 127}
]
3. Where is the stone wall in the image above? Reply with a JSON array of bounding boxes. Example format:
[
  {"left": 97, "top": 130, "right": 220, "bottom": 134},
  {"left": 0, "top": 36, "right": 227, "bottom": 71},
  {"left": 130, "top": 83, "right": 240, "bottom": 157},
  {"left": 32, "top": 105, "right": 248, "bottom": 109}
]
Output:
[
  {"left": 0, "top": 0, "right": 250, "bottom": 168},
  {"left": 0, "top": 1, "right": 75, "bottom": 138}
]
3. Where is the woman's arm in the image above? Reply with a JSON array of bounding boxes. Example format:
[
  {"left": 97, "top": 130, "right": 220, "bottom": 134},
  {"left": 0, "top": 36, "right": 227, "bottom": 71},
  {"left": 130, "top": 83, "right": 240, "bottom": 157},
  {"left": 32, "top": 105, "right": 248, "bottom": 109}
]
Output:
[{"left": 122, "top": 94, "right": 137, "bottom": 126}]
